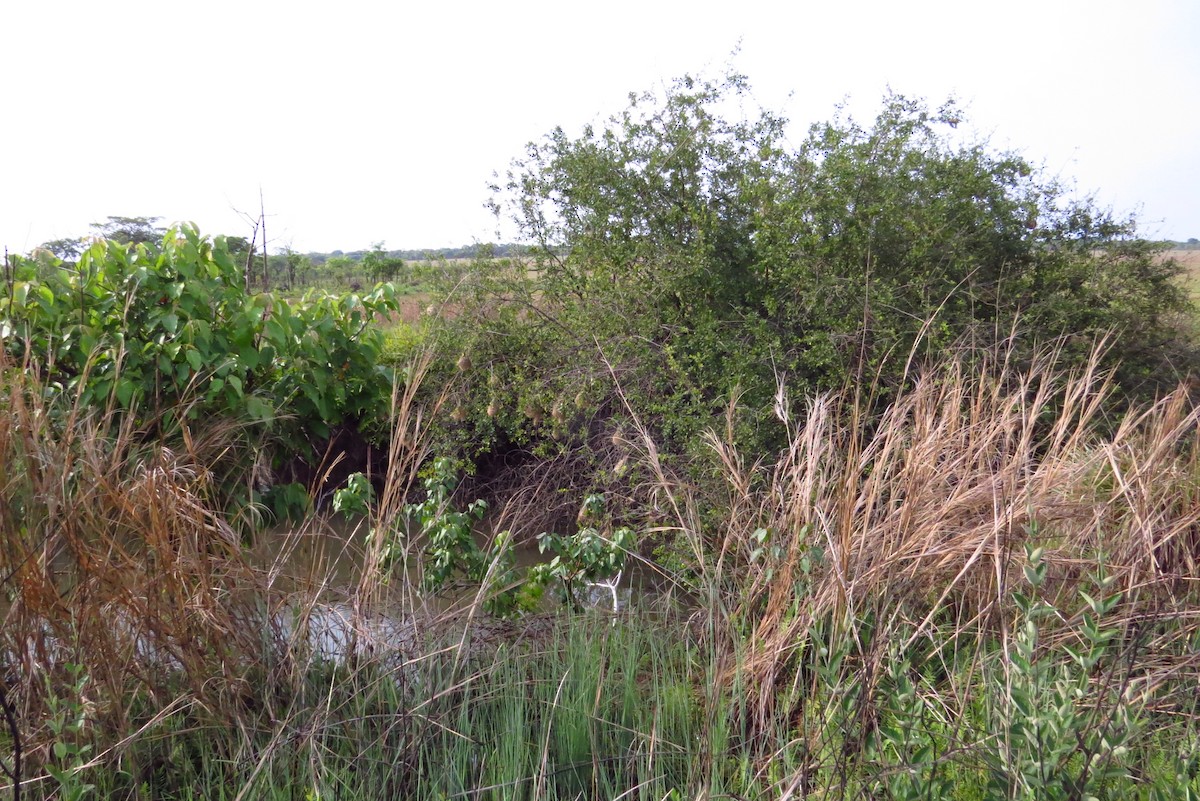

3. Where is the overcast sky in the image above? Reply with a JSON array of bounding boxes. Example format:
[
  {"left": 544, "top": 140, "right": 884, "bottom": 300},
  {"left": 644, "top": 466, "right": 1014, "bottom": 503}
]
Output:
[{"left": 3, "top": 0, "right": 1197, "bottom": 255}]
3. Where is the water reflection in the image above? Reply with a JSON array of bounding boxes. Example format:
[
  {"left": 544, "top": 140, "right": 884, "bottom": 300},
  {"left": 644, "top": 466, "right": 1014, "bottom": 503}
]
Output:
[{"left": 250, "top": 514, "right": 643, "bottom": 665}]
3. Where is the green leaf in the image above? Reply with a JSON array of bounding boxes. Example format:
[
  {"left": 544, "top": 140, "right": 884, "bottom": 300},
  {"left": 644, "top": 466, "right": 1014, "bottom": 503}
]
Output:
[
  {"left": 238, "top": 345, "right": 260, "bottom": 369},
  {"left": 115, "top": 380, "right": 135, "bottom": 407},
  {"left": 244, "top": 395, "right": 274, "bottom": 422},
  {"left": 35, "top": 284, "right": 55, "bottom": 311},
  {"left": 264, "top": 318, "right": 289, "bottom": 346},
  {"left": 185, "top": 348, "right": 203, "bottom": 372}
]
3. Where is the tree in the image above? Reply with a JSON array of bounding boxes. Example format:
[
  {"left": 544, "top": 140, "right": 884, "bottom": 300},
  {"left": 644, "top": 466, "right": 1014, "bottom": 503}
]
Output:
[
  {"left": 282, "top": 248, "right": 312, "bottom": 289},
  {"left": 223, "top": 235, "right": 254, "bottom": 265},
  {"left": 37, "top": 237, "right": 86, "bottom": 263},
  {"left": 89, "top": 216, "right": 166, "bottom": 246},
  {"left": 363, "top": 242, "right": 406, "bottom": 283},
  {"left": 324, "top": 255, "right": 358, "bottom": 282},
  {"left": 448, "top": 72, "right": 1194, "bottom": 461}
]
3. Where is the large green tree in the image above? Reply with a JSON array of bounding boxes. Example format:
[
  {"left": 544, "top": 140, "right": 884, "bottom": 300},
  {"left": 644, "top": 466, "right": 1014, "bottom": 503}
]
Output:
[
  {"left": 444, "top": 73, "right": 1195, "bottom": 463},
  {"left": 89, "top": 215, "right": 166, "bottom": 246},
  {"left": 363, "top": 242, "right": 406, "bottom": 283}
]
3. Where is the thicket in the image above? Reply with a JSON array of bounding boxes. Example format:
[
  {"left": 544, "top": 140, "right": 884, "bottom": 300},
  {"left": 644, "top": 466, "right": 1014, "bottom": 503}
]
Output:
[
  {"left": 1, "top": 225, "right": 403, "bottom": 513},
  {"left": 5, "top": 343, "right": 1200, "bottom": 799},
  {"left": 431, "top": 73, "right": 1195, "bottom": 496}
]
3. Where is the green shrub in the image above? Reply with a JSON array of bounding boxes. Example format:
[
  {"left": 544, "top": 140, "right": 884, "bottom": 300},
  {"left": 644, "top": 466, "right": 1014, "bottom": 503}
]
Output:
[
  {"left": 979, "top": 543, "right": 1144, "bottom": 801},
  {"left": 440, "top": 71, "right": 1195, "bottom": 473},
  {"left": 1, "top": 224, "right": 403, "bottom": 469}
]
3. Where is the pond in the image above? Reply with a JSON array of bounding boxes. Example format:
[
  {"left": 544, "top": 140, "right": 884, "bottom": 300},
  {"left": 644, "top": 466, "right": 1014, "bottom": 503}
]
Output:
[{"left": 247, "top": 513, "right": 658, "bottom": 666}]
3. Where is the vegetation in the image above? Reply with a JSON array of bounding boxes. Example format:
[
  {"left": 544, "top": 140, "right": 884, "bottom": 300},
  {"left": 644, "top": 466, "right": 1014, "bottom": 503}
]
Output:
[
  {"left": 1, "top": 225, "right": 404, "bottom": 514},
  {"left": 3, "top": 71, "right": 1200, "bottom": 800},
  {"left": 436, "top": 73, "right": 1193, "bottom": 483},
  {"left": 5, "top": 340, "right": 1200, "bottom": 799},
  {"left": 221, "top": 243, "right": 523, "bottom": 295}
]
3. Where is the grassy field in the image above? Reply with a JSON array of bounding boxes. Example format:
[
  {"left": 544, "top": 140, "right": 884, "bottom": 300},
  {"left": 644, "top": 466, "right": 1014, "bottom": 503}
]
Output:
[{"left": 1171, "top": 248, "right": 1200, "bottom": 296}]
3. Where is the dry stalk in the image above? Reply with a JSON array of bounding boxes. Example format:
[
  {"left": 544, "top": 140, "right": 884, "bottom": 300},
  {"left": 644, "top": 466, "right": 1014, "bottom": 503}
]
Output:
[{"left": 628, "top": 338, "right": 1200, "bottom": 731}]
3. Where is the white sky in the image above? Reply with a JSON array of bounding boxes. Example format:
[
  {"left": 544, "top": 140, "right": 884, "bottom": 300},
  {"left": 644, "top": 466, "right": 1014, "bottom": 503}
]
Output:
[{"left": 2, "top": 0, "right": 1197, "bottom": 254}]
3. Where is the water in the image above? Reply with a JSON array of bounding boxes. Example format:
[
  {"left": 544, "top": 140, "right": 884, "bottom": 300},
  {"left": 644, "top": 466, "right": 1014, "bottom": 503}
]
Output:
[
  {"left": 0, "top": 514, "right": 652, "bottom": 678},
  {"left": 248, "top": 514, "right": 644, "bottom": 666}
]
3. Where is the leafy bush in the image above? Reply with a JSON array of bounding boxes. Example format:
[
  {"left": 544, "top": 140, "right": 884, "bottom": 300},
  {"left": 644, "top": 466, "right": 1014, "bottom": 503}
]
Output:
[
  {"left": 363, "top": 457, "right": 633, "bottom": 615},
  {"left": 532, "top": 493, "right": 635, "bottom": 610},
  {"left": 441, "top": 72, "right": 1195, "bottom": 471},
  {"left": 1, "top": 224, "right": 402, "bottom": 466}
]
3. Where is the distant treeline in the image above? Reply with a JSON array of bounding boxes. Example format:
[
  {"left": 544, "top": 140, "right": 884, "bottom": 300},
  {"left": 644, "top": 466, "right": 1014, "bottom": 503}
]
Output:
[
  {"left": 308, "top": 243, "right": 527, "bottom": 265},
  {"left": 25, "top": 218, "right": 528, "bottom": 294}
]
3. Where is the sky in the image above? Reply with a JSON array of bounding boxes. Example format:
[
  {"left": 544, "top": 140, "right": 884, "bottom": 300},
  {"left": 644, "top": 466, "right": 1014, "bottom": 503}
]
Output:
[{"left": 2, "top": 0, "right": 1197, "bottom": 255}]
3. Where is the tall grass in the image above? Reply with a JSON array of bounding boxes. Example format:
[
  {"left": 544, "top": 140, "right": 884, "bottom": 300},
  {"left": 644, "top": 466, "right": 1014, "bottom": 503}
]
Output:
[
  {"left": 0, "top": 349, "right": 264, "bottom": 728},
  {"left": 0, "top": 341, "right": 443, "bottom": 797},
  {"left": 4, "top": 339, "right": 1200, "bottom": 799},
  {"left": 631, "top": 340, "right": 1200, "bottom": 795}
]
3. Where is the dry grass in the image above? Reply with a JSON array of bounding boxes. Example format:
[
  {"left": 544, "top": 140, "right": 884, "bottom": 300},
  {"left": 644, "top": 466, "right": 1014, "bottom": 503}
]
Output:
[
  {"left": 623, "top": 339, "right": 1200, "bottom": 729},
  {"left": 0, "top": 343, "right": 444, "bottom": 774},
  {"left": 5, "top": 332, "right": 1200, "bottom": 796},
  {"left": 1169, "top": 248, "right": 1200, "bottom": 298},
  {"left": 0, "top": 367, "right": 261, "bottom": 733}
]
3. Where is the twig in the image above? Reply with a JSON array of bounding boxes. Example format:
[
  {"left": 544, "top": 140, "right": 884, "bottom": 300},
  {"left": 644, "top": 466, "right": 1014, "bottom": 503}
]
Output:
[{"left": 259, "top": 188, "right": 269, "bottom": 292}]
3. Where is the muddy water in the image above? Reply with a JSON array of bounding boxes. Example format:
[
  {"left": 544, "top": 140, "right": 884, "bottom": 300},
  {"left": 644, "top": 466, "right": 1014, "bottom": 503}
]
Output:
[
  {"left": 249, "top": 515, "right": 647, "bottom": 664},
  {"left": 250, "top": 515, "right": 572, "bottom": 596},
  {"left": 1, "top": 515, "right": 660, "bottom": 674}
]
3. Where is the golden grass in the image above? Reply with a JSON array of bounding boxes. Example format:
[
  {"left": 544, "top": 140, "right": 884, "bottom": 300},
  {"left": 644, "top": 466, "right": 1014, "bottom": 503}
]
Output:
[
  {"left": 1169, "top": 248, "right": 1200, "bottom": 298},
  {"left": 5, "top": 331, "right": 1200, "bottom": 786},
  {"left": 0, "top": 343, "right": 444, "bottom": 769},
  {"left": 619, "top": 338, "right": 1200, "bottom": 728}
]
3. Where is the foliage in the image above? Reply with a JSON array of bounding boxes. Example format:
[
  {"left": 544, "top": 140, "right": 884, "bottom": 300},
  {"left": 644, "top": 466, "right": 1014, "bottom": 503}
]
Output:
[
  {"left": 980, "top": 542, "right": 1144, "bottom": 801},
  {"left": 392, "top": 457, "right": 545, "bottom": 615},
  {"left": 89, "top": 215, "right": 165, "bottom": 246},
  {"left": 44, "top": 664, "right": 96, "bottom": 801},
  {"left": 365, "top": 459, "right": 635, "bottom": 615},
  {"left": 362, "top": 241, "right": 406, "bottom": 283},
  {"left": 357, "top": 456, "right": 515, "bottom": 611},
  {"left": 868, "top": 647, "right": 955, "bottom": 801},
  {"left": 0, "top": 224, "right": 403, "bottom": 460},
  {"left": 403, "top": 456, "right": 490, "bottom": 590},
  {"left": 37, "top": 237, "right": 86, "bottom": 263},
  {"left": 5, "top": 340, "right": 1200, "bottom": 798},
  {"left": 331, "top": 471, "right": 374, "bottom": 517},
  {"left": 532, "top": 493, "right": 635, "bottom": 609},
  {"left": 443, "top": 71, "right": 1195, "bottom": 471},
  {"left": 278, "top": 247, "right": 314, "bottom": 291}
]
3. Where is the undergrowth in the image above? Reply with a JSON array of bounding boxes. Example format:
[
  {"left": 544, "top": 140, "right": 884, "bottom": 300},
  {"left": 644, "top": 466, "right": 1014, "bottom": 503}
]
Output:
[{"left": 3, "top": 340, "right": 1200, "bottom": 799}]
